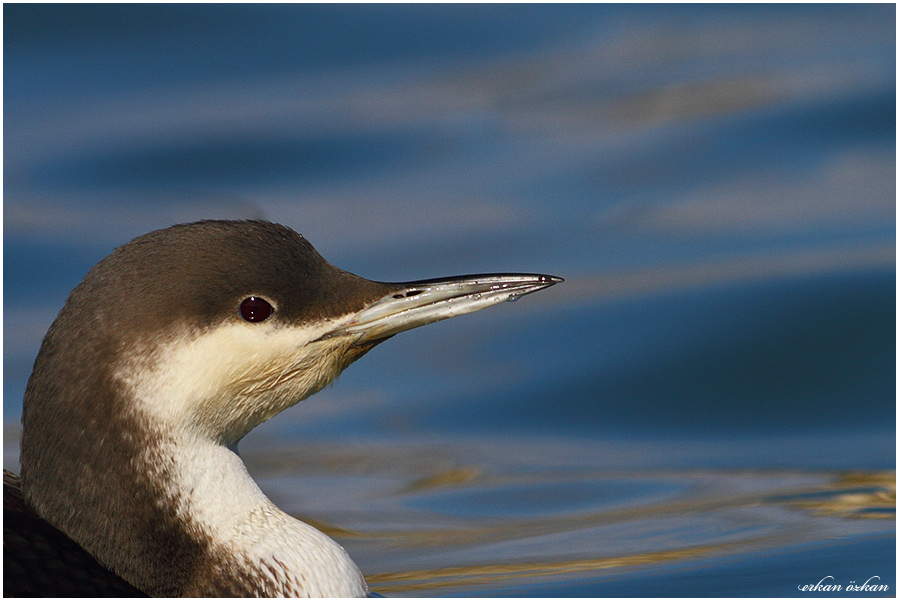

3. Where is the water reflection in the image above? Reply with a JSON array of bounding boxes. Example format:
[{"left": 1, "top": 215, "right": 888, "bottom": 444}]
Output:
[{"left": 238, "top": 438, "right": 894, "bottom": 596}]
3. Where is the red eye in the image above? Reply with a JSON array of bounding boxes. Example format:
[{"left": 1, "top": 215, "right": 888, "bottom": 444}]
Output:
[{"left": 239, "top": 297, "right": 273, "bottom": 322}]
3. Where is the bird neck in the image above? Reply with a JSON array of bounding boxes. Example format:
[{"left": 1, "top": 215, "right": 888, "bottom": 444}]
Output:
[
  {"left": 144, "top": 431, "right": 370, "bottom": 597},
  {"left": 24, "top": 409, "right": 368, "bottom": 596}
]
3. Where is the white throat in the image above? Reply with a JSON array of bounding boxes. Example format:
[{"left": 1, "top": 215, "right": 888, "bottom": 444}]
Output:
[{"left": 154, "top": 433, "right": 368, "bottom": 597}]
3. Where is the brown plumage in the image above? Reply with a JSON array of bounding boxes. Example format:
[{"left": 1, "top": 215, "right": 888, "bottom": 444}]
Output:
[{"left": 4, "top": 470, "right": 144, "bottom": 597}]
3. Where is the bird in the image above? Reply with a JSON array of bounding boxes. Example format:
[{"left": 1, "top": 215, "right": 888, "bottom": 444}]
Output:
[{"left": 4, "top": 220, "right": 561, "bottom": 597}]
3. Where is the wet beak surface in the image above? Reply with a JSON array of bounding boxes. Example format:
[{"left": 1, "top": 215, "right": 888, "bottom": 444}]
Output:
[{"left": 323, "top": 274, "right": 563, "bottom": 344}]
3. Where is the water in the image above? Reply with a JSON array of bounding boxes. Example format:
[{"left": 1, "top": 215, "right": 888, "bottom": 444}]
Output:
[{"left": 3, "top": 4, "right": 895, "bottom": 596}]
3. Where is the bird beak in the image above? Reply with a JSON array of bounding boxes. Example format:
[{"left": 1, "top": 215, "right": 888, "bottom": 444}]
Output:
[{"left": 320, "top": 273, "right": 563, "bottom": 344}]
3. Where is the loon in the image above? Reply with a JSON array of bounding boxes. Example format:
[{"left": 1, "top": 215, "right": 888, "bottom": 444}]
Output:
[{"left": 3, "top": 220, "right": 561, "bottom": 597}]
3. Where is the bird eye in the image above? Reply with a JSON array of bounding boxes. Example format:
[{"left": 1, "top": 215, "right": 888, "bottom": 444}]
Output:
[{"left": 239, "top": 297, "right": 273, "bottom": 323}]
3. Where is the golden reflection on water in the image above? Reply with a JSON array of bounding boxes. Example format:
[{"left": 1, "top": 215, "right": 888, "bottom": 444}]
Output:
[
  {"left": 273, "top": 447, "right": 893, "bottom": 596},
  {"left": 782, "top": 471, "right": 896, "bottom": 519},
  {"left": 404, "top": 467, "right": 483, "bottom": 492},
  {"left": 359, "top": 469, "right": 894, "bottom": 594},
  {"left": 366, "top": 540, "right": 752, "bottom": 593}
]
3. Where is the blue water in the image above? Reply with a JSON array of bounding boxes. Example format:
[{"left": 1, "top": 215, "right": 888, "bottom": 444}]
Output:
[
  {"left": 473, "top": 535, "right": 896, "bottom": 597},
  {"left": 4, "top": 4, "right": 895, "bottom": 596}
]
